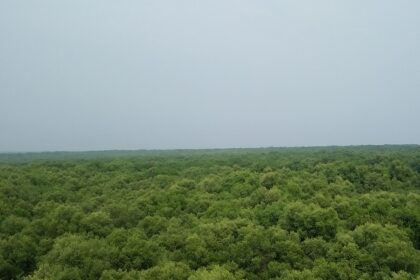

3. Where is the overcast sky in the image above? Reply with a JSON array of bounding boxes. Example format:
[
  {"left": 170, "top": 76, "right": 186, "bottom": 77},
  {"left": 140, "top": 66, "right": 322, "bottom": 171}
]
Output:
[{"left": 1, "top": 1, "right": 419, "bottom": 152}]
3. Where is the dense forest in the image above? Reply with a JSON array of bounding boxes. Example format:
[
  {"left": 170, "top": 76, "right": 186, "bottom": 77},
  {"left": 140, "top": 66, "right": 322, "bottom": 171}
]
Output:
[{"left": 0, "top": 146, "right": 419, "bottom": 280}]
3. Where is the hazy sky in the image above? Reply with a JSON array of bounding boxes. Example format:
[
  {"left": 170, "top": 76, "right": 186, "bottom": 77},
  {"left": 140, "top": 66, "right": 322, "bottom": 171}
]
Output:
[{"left": 1, "top": 1, "right": 419, "bottom": 152}]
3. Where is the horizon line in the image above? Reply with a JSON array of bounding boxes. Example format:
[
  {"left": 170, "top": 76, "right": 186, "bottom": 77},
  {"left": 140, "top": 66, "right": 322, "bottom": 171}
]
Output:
[{"left": 1, "top": 143, "right": 419, "bottom": 155}]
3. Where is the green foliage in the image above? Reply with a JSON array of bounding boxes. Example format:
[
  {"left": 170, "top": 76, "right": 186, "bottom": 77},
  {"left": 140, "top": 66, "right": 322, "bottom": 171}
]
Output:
[
  {"left": 0, "top": 146, "right": 418, "bottom": 279},
  {"left": 188, "top": 265, "right": 238, "bottom": 280},
  {"left": 284, "top": 202, "right": 339, "bottom": 240}
]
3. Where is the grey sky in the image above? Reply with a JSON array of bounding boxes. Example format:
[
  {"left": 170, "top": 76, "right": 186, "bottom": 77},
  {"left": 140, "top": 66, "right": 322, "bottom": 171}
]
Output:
[{"left": 1, "top": 1, "right": 419, "bottom": 152}]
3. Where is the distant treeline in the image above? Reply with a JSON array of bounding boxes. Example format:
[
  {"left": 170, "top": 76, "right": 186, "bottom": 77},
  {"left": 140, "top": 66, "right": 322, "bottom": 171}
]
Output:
[{"left": 1, "top": 144, "right": 418, "bottom": 163}]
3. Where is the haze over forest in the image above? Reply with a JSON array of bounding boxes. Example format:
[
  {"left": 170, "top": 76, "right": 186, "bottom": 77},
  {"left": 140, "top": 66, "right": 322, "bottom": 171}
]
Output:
[
  {"left": 1, "top": 0, "right": 420, "bottom": 152},
  {"left": 1, "top": 2, "right": 420, "bottom": 280}
]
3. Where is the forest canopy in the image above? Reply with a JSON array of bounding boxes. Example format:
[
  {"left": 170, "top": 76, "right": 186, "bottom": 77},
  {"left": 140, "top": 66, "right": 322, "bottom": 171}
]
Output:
[{"left": 0, "top": 146, "right": 419, "bottom": 279}]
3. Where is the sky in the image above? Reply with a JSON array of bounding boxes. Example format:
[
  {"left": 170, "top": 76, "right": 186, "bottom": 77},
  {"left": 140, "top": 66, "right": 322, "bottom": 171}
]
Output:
[{"left": 1, "top": 1, "right": 419, "bottom": 152}]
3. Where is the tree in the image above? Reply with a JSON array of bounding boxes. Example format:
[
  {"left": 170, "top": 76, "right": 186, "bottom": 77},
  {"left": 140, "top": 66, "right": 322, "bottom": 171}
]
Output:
[{"left": 188, "top": 266, "right": 238, "bottom": 280}]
